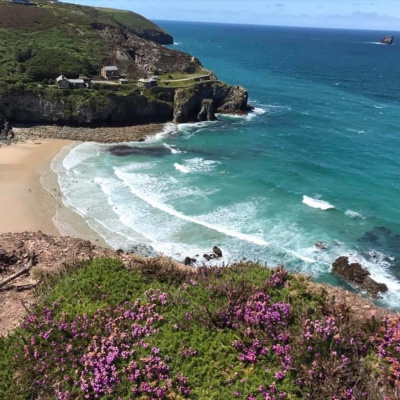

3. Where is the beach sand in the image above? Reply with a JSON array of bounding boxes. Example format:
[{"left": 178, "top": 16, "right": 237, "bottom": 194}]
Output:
[
  {"left": 0, "top": 139, "right": 110, "bottom": 249},
  {"left": 0, "top": 140, "right": 72, "bottom": 234}
]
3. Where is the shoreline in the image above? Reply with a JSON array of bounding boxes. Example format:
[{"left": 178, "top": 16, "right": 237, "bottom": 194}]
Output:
[
  {"left": 0, "top": 139, "right": 70, "bottom": 235},
  {"left": 0, "top": 121, "right": 174, "bottom": 247},
  {"left": 13, "top": 123, "right": 170, "bottom": 144},
  {"left": 0, "top": 139, "right": 109, "bottom": 248}
]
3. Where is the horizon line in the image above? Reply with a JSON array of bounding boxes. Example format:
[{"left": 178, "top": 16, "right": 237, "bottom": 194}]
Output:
[{"left": 153, "top": 18, "right": 400, "bottom": 34}]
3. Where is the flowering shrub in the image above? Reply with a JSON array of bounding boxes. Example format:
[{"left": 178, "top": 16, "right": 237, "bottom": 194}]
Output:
[
  {"left": 1, "top": 258, "right": 398, "bottom": 399},
  {"left": 372, "top": 316, "right": 400, "bottom": 391},
  {"left": 18, "top": 290, "right": 190, "bottom": 399}
]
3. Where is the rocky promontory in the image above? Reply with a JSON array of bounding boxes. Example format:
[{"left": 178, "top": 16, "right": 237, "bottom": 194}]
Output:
[
  {"left": 0, "top": 81, "right": 250, "bottom": 128},
  {"left": 0, "top": 2, "right": 250, "bottom": 131}
]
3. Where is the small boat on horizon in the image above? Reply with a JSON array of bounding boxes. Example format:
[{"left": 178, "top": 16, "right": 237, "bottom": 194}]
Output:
[{"left": 380, "top": 36, "right": 394, "bottom": 45}]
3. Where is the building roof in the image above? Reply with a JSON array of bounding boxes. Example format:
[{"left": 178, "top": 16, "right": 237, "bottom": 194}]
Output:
[
  {"left": 138, "top": 78, "right": 157, "bottom": 83},
  {"left": 56, "top": 75, "right": 67, "bottom": 82},
  {"left": 119, "top": 78, "right": 129, "bottom": 82},
  {"left": 68, "top": 79, "right": 85, "bottom": 84},
  {"left": 103, "top": 66, "right": 119, "bottom": 71}
]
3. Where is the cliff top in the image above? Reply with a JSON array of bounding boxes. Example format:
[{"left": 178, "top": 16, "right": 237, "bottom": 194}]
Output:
[
  {"left": 0, "top": 1, "right": 170, "bottom": 38},
  {"left": 0, "top": 0, "right": 183, "bottom": 85},
  {"left": 0, "top": 231, "right": 398, "bottom": 399}
]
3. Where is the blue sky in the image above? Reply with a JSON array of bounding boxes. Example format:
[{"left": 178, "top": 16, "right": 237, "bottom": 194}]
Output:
[{"left": 74, "top": 0, "right": 400, "bottom": 31}]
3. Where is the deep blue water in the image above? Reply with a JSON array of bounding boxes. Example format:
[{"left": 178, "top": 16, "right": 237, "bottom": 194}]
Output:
[{"left": 52, "top": 23, "right": 400, "bottom": 308}]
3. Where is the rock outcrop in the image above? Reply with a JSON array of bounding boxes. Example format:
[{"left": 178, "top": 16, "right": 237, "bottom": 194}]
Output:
[
  {"left": 94, "top": 24, "right": 199, "bottom": 78},
  {"left": 381, "top": 36, "right": 394, "bottom": 45},
  {"left": 0, "top": 90, "right": 173, "bottom": 126},
  {"left": 0, "top": 113, "right": 13, "bottom": 143},
  {"left": 332, "top": 256, "right": 388, "bottom": 298},
  {"left": 213, "top": 246, "right": 223, "bottom": 258},
  {"left": 173, "top": 82, "right": 251, "bottom": 123},
  {"left": 0, "top": 81, "right": 250, "bottom": 127},
  {"left": 197, "top": 99, "right": 216, "bottom": 122}
]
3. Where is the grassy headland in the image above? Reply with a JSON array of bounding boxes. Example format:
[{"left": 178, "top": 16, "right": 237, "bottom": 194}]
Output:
[{"left": 0, "top": 256, "right": 398, "bottom": 399}]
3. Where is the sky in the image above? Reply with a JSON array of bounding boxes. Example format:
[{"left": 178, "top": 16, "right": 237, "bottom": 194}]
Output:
[{"left": 73, "top": 0, "right": 400, "bottom": 31}]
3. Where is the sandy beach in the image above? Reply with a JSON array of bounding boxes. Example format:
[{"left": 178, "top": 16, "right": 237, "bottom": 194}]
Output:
[{"left": 0, "top": 139, "right": 72, "bottom": 235}]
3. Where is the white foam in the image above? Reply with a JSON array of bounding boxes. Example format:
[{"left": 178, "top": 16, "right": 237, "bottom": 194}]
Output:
[
  {"left": 144, "top": 123, "right": 178, "bottom": 143},
  {"left": 216, "top": 106, "right": 268, "bottom": 122},
  {"left": 345, "top": 210, "right": 365, "bottom": 219},
  {"left": 174, "top": 158, "right": 220, "bottom": 174},
  {"left": 62, "top": 142, "right": 100, "bottom": 171},
  {"left": 244, "top": 107, "right": 267, "bottom": 121},
  {"left": 164, "top": 143, "right": 182, "bottom": 154},
  {"left": 346, "top": 128, "right": 365, "bottom": 134},
  {"left": 347, "top": 252, "right": 400, "bottom": 307},
  {"left": 114, "top": 167, "right": 272, "bottom": 247},
  {"left": 174, "top": 163, "right": 190, "bottom": 173},
  {"left": 302, "top": 196, "right": 335, "bottom": 211}
]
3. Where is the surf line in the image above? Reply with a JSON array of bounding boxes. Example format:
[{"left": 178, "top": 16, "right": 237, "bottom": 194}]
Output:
[{"left": 114, "top": 168, "right": 316, "bottom": 264}]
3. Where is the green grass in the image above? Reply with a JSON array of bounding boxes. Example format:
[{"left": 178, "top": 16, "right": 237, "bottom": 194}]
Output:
[
  {"left": 96, "top": 8, "right": 166, "bottom": 34},
  {"left": 0, "top": 258, "right": 323, "bottom": 399},
  {"left": 0, "top": 257, "right": 392, "bottom": 399},
  {"left": 0, "top": 1, "right": 169, "bottom": 84}
]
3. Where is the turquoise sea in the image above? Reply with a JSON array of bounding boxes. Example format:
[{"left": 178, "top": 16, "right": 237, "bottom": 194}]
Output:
[{"left": 51, "top": 22, "right": 400, "bottom": 308}]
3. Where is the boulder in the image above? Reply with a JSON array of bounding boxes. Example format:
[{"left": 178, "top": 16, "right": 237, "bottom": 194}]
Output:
[
  {"left": 332, "top": 256, "right": 388, "bottom": 298},
  {"left": 203, "top": 254, "right": 212, "bottom": 261},
  {"left": 184, "top": 257, "right": 196, "bottom": 266},
  {"left": 213, "top": 246, "right": 223, "bottom": 258}
]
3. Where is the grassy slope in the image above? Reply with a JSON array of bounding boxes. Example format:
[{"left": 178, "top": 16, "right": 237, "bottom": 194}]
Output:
[
  {"left": 0, "top": 1, "right": 169, "bottom": 85},
  {"left": 0, "top": 257, "right": 396, "bottom": 399},
  {"left": 96, "top": 7, "right": 168, "bottom": 34}
]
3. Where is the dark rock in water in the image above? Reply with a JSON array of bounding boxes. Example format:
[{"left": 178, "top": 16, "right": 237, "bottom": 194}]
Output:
[
  {"left": 381, "top": 36, "right": 394, "bottom": 45},
  {"left": 127, "top": 244, "right": 157, "bottom": 257},
  {"left": 108, "top": 145, "right": 169, "bottom": 157},
  {"left": 213, "top": 246, "right": 223, "bottom": 258},
  {"left": 315, "top": 242, "right": 328, "bottom": 250},
  {"left": 0, "top": 113, "right": 13, "bottom": 143},
  {"left": 203, "top": 254, "right": 212, "bottom": 261},
  {"left": 358, "top": 226, "right": 400, "bottom": 272},
  {"left": 332, "top": 256, "right": 388, "bottom": 299},
  {"left": 197, "top": 99, "right": 216, "bottom": 122},
  {"left": 184, "top": 257, "right": 196, "bottom": 266}
]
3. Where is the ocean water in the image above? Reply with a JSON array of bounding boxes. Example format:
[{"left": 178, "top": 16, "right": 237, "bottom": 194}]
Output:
[{"left": 51, "top": 23, "right": 400, "bottom": 309}]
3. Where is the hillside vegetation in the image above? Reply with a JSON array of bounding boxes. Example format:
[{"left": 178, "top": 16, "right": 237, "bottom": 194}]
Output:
[
  {"left": 0, "top": 257, "right": 399, "bottom": 399},
  {"left": 0, "top": 0, "right": 175, "bottom": 85}
]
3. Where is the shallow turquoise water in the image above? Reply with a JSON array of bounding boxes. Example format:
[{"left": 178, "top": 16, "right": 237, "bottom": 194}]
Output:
[{"left": 52, "top": 23, "right": 400, "bottom": 308}]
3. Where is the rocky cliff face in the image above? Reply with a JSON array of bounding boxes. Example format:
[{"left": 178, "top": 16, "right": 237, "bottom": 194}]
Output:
[
  {"left": 0, "top": 81, "right": 250, "bottom": 127},
  {"left": 0, "top": 91, "right": 172, "bottom": 126},
  {"left": 173, "top": 82, "right": 250, "bottom": 123},
  {"left": 137, "top": 29, "right": 173, "bottom": 45},
  {"left": 93, "top": 24, "right": 200, "bottom": 78}
]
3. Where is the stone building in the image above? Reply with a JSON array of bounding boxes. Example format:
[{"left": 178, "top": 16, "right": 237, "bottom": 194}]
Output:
[
  {"left": 101, "top": 66, "right": 119, "bottom": 80},
  {"left": 56, "top": 75, "right": 90, "bottom": 89}
]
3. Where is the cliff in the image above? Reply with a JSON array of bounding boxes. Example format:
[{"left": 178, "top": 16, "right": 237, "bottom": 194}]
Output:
[
  {"left": 0, "top": 2, "right": 250, "bottom": 129},
  {"left": 0, "top": 82, "right": 250, "bottom": 127}
]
